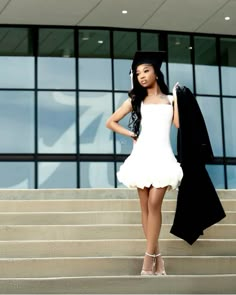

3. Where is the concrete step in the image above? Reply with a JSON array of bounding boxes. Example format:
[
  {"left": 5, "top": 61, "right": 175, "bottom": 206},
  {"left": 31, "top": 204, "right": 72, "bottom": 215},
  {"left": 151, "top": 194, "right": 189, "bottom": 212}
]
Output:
[
  {"left": 0, "top": 211, "right": 234, "bottom": 225},
  {"left": 0, "top": 199, "right": 235, "bottom": 212},
  {"left": 0, "top": 224, "right": 235, "bottom": 241},
  {"left": 0, "top": 256, "right": 235, "bottom": 277},
  {"left": 0, "top": 275, "right": 235, "bottom": 294},
  {"left": 0, "top": 189, "right": 234, "bottom": 294},
  {"left": 0, "top": 239, "right": 235, "bottom": 258},
  {"left": 0, "top": 188, "right": 235, "bottom": 200}
]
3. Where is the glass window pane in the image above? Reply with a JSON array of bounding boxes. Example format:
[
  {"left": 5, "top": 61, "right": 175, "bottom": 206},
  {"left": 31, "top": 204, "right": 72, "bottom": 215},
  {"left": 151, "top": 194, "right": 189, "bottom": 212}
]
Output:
[
  {"left": 78, "top": 30, "right": 111, "bottom": 90},
  {"left": 0, "top": 91, "right": 34, "bottom": 153},
  {"left": 79, "top": 92, "right": 113, "bottom": 153},
  {"left": 38, "top": 57, "right": 75, "bottom": 89},
  {"left": 223, "top": 97, "right": 236, "bottom": 157},
  {"left": 0, "top": 27, "right": 34, "bottom": 88},
  {"left": 141, "top": 32, "right": 160, "bottom": 51},
  {"left": 194, "top": 37, "right": 219, "bottom": 95},
  {"left": 0, "top": 162, "right": 34, "bottom": 189},
  {"left": 114, "top": 59, "right": 132, "bottom": 91},
  {"left": 38, "top": 28, "right": 74, "bottom": 57},
  {"left": 113, "top": 31, "right": 137, "bottom": 91},
  {"left": 197, "top": 96, "right": 223, "bottom": 157},
  {"left": 206, "top": 165, "right": 225, "bottom": 189},
  {"left": 79, "top": 58, "right": 112, "bottom": 90},
  {"left": 0, "top": 57, "right": 34, "bottom": 88},
  {"left": 38, "top": 162, "right": 77, "bottom": 189},
  {"left": 80, "top": 162, "right": 114, "bottom": 188},
  {"left": 79, "top": 29, "right": 110, "bottom": 58},
  {"left": 38, "top": 162, "right": 77, "bottom": 188},
  {"left": 38, "top": 28, "right": 75, "bottom": 89},
  {"left": 115, "top": 93, "right": 133, "bottom": 155},
  {"left": 168, "top": 35, "right": 193, "bottom": 90},
  {"left": 38, "top": 91, "right": 76, "bottom": 153},
  {"left": 220, "top": 38, "right": 236, "bottom": 96},
  {"left": 227, "top": 165, "right": 236, "bottom": 189}
]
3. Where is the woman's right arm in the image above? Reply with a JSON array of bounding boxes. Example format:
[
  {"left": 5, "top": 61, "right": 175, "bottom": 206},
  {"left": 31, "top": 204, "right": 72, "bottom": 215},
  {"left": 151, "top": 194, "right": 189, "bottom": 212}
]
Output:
[{"left": 106, "top": 98, "right": 137, "bottom": 138}]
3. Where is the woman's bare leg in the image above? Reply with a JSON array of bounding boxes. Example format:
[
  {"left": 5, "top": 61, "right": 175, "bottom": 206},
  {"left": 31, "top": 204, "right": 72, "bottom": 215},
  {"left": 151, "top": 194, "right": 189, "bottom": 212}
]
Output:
[
  {"left": 137, "top": 187, "right": 149, "bottom": 238},
  {"left": 146, "top": 186, "right": 167, "bottom": 274},
  {"left": 137, "top": 186, "right": 167, "bottom": 273},
  {"left": 137, "top": 187, "right": 153, "bottom": 273},
  {"left": 146, "top": 186, "right": 167, "bottom": 255}
]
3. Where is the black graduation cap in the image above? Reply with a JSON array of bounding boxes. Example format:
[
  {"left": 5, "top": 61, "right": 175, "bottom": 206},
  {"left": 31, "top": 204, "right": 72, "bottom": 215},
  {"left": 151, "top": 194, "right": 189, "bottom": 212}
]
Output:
[{"left": 131, "top": 51, "right": 166, "bottom": 72}]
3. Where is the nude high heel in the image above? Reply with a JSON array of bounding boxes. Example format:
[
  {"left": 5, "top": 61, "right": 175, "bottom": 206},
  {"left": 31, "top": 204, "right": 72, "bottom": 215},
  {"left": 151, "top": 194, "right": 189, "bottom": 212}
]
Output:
[
  {"left": 154, "top": 253, "right": 167, "bottom": 275},
  {"left": 140, "top": 252, "right": 156, "bottom": 276}
]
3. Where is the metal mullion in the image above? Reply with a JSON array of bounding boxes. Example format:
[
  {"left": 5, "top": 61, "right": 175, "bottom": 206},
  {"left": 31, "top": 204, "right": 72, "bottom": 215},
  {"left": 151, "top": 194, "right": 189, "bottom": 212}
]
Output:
[
  {"left": 110, "top": 29, "right": 118, "bottom": 188},
  {"left": 33, "top": 27, "right": 39, "bottom": 189},
  {"left": 217, "top": 37, "right": 227, "bottom": 189},
  {"left": 75, "top": 27, "right": 80, "bottom": 188},
  {"left": 190, "top": 35, "right": 196, "bottom": 95}
]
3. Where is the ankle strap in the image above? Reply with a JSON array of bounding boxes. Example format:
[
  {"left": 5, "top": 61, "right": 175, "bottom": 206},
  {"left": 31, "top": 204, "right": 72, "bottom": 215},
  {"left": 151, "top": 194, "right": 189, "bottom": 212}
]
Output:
[
  {"left": 145, "top": 252, "right": 156, "bottom": 258},
  {"left": 155, "top": 253, "right": 161, "bottom": 257}
]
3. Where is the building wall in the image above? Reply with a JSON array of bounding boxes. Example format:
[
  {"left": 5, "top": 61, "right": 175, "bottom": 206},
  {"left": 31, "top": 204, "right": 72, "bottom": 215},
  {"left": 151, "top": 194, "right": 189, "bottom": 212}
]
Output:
[{"left": 0, "top": 26, "right": 235, "bottom": 189}]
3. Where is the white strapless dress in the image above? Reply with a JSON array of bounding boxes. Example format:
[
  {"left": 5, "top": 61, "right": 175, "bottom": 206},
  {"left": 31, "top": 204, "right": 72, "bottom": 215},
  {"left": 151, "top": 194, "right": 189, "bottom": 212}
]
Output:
[{"left": 117, "top": 100, "right": 183, "bottom": 190}]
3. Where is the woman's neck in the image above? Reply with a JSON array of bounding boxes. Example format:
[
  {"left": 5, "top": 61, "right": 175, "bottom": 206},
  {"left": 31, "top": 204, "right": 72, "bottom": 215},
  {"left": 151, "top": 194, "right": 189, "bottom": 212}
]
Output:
[{"left": 147, "top": 86, "right": 162, "bottom": 97}]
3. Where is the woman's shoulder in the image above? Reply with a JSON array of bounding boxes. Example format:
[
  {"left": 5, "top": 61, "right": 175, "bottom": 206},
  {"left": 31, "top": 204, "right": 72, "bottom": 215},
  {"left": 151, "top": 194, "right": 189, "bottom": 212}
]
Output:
[
  {"left": 167, "top": 94, "right": 174, "bottom": 104},
  {"left": 120, "top": 97, "right": 132, "bottom": 111}
]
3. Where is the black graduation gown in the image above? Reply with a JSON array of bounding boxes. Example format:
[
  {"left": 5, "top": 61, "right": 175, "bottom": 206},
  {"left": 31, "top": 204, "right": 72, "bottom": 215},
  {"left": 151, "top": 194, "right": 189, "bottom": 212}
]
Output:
[{"left": 170, "top": 86, "right": 226, "bottom": 245}]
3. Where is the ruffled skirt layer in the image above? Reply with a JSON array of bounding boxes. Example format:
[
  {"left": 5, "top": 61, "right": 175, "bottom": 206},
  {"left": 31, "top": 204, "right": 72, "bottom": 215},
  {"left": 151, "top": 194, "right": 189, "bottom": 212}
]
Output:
[{"left": 117, "top": 153, "right": 183, "bottom": 190}]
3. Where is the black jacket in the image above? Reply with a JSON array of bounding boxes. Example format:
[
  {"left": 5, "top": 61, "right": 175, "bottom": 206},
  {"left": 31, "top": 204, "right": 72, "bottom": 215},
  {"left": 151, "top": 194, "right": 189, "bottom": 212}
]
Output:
[{"left": 170, "top": 86, "right": 226, "bottom": 245}]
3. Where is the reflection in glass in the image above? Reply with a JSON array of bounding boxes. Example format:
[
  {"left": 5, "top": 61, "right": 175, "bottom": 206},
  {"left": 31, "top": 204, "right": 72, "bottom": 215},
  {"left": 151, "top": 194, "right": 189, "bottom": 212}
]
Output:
[
  {"left": 0, "top": 162, "right": 34, "bottom": 189},
  {"left": 168, "top": 35, "right": 193, "bottom": 90},
  {"left": 78, "top": 30, "right": 111, "bottom": 90},
  {"left": 227, "top": 165, "right": 236, "bottom": 189},
  {"left": 0, "top": 57, "right": 34, "bottom": 88},
  {"left": 38, "top": 28, "right": 74, "bottom": 57},
  {"left": 0, "top": 27, "right": 34, "bottom": 88},
  {"left": 38, "top": 162, "right": 77, "bottom": 188},
  {"left": 194, "top": 36, "right": 219, "bottom": 95},
  {"left": 0, "top": 91, "right": 34, "bottom": 153},
  {"left": 80, "top": 162, "right": 114, "bottom": 188},
  {"left": 220, "top": 38, "right": 236, "bottom": 96},
  {"left": 38, "top": 57, "right": 76, "bottom": 89},
  {"left": 206, "top": 165, "right": 224, "bottom": 189},
  {"left": 38, "top": 92, "right": 76, "bottom": 153},
  {"left": 79, "top": 92, "right": 113, "bottom": 153},
  {"left": 115, "top": 93, "right": 133, "bottom": 154},
  {"left": 79, "top": 29, "right": 110, "bottom": 58},
  {"left": 0, "top": 27, "right": 33, "bottom": 56},
  {"left": 79, "top": 58, "right": 112, "bottom": 90},
  {"left": 38, "top": 28, "right": 75, "bottom": 89},
  {"left": 114, "top": 59, "right": 132, "bottom": 91},
  {"left": 197, "top": 96, "right": 223, "bottom": 156},
  {"left": 113, "top": 31, "right": 137, "bottom": 59},
  {"left": 223, "top": 97, "right": 236, "bottom": 157},
  {"left": 141, "top": 32, "right": 160, "bottom": 51},
  {"left": 113, "top": 31, "right": 137, "bottom": 91}
]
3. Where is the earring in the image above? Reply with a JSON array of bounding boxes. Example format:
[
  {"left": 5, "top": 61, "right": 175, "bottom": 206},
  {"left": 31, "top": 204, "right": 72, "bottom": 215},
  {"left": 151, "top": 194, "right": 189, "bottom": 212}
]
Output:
[{"left": 156, "top": 77, "right": 158, "bottom": 80}]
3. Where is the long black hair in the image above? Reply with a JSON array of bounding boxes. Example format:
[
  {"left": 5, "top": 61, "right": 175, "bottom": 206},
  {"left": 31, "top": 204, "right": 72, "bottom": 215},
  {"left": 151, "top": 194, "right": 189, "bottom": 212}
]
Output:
[{"left": 128, "top": 64, "right": 169, "bottom": 136}]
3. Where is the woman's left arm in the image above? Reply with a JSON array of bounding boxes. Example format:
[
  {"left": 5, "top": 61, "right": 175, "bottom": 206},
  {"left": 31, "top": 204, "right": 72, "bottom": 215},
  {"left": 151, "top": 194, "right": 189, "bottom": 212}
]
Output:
[{"left": 172, "top": 83, "right": 180, "bottom": 128}]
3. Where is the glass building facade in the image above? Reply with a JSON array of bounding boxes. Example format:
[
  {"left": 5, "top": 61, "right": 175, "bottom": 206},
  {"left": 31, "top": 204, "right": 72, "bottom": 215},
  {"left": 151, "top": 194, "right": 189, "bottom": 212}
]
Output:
[{"left": 0, "top": 25, "right": 235, "bottom": 189}]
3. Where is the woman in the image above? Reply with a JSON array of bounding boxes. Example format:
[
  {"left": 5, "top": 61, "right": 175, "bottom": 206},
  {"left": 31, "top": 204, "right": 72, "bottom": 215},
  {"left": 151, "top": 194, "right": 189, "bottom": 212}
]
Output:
[{"left": 106, "top": 51, "right": 183, "bottom": 276}]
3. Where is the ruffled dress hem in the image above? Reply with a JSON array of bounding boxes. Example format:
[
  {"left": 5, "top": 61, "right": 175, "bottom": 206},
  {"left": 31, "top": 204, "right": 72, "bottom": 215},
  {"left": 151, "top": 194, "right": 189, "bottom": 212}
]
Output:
[{"left": 117, "top": 164, "right": 183, "bottom": 191}]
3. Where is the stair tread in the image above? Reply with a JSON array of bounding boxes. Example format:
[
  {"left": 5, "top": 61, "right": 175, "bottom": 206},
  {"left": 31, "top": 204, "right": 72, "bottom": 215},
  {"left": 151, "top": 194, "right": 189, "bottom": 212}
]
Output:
[{"left": 0, "top": 189, "right": 235, "bottom": 294}]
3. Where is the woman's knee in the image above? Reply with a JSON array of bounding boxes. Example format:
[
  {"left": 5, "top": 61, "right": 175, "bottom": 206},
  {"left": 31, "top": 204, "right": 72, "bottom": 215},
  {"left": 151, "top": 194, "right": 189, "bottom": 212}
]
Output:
[
  {"left": 138, "top": 188, "right": 149, "bottom": 209},
  {"left": 148, "top": 197, "right": 162, "bottom": 212},
  {"left": 148, "top": 187, "right": 166, "bottom": 210}
]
